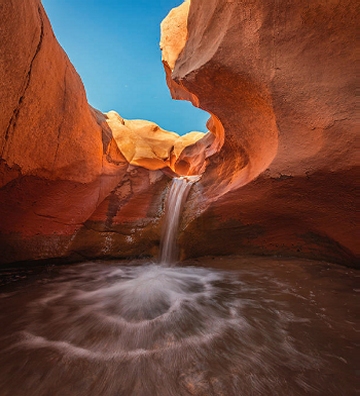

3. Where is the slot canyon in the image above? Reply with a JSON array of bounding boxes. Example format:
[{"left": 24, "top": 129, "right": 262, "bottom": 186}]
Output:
[{"left": 0, "top": 0, "right": 358, "bottom": 395}]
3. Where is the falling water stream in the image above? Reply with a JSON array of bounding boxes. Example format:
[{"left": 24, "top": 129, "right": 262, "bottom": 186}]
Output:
[
  {"left": 159, "top": 176, "right": 200, "bottom": 265},
  {"left": 0, "top": 177, "right": 358, "bottom": 396}
]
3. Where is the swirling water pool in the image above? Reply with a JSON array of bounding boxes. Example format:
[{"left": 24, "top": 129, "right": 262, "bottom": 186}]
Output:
[{"left": 0, "top": 256, "right": 358, "bottom": 396}]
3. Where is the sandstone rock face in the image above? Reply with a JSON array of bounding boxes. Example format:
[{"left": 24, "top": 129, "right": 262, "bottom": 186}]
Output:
[
  {"left": 0, "top": 0, "right": 123, "bottom": 264},
  {"left": 0, "top": 0, "right": 212, "bottom": 265},
  {"left": 162, "top": 0, "right": 358, "bottom": 266},
  {"left": 0, "top": 0, "right": 157, "bottom": 264},
  {"left": 0, "top": 2, "right": 105, "bottom": 185},
  {"left": 0, "top": 0, "right": 357, "bottom": 267}
]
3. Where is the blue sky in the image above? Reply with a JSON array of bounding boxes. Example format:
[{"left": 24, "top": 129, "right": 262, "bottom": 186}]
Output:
[{"left": 41, "top": 0, "right": 208, "bottom": 135}]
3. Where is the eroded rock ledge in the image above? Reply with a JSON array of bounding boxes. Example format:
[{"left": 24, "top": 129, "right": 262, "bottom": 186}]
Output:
[{"left": 0, "top": 0, "right": 358, "bottom": 267}]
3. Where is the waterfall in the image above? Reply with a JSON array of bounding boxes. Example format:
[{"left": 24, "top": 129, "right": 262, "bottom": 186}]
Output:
[{"left": 159, "top": 176, "right": 199, "bottom": 265}]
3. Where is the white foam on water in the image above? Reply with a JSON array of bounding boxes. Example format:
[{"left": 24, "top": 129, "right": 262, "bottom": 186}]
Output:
[{"left": 159, "top": 177, "right": 199, "bottom": 265}]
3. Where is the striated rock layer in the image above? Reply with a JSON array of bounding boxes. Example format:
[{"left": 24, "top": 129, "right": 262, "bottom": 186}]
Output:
[
  {"left": 0, "top": 0, "right": 358, "bottom": 267},
  {"left": 162, "top": 0, "right": 358, "bottom": 266}
]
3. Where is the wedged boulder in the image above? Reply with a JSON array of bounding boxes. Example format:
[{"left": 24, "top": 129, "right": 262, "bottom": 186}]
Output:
[
  {"left": 105, "top": 110, "right": 211, "bottom": 175},
  {"left": 162, "top": 0, "right": 358, "bottom": 266}
]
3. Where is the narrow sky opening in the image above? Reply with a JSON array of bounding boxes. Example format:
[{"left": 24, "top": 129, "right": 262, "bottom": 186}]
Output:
[{"left": 41, "top": 0, "right": 209, "bottom": 136}]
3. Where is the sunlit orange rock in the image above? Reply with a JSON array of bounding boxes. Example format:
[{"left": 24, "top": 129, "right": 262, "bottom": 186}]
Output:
[
  {"left": 105, "top": 110, "right": 213, "bottom": 176},
  {"left": 163, "top": 0, "right": 358, "bottom": 266},
  {"left": 160, "top": 0, "right": 190, "bottom": 72},
  {"left": 0, "top": 4, "right": 106, "bottom": 184}
]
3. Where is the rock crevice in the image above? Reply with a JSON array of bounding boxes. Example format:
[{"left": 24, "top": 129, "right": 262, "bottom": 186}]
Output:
[{"left": 2, "top": 6, "right": 44, "bottom": 158}]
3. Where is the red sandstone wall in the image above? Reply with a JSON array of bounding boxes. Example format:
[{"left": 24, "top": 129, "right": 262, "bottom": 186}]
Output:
[
  {"left": 166, "top": 0, "right": 358, "bottom": 266},
  {"left": 0, "top": 0, "right": 164, "bottom": 264},
  {"left": 0, "top": 0, "right": 357, "bottom": 267}
]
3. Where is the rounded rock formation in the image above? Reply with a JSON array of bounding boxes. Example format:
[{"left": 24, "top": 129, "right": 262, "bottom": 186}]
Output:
[{"left": 161, "top": 0, "right": 358, "bottom": 266}]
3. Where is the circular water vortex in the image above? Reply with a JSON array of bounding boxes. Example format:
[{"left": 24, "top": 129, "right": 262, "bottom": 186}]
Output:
[{"left": 0, "top": 260, "right": 354, "bottom": 396}]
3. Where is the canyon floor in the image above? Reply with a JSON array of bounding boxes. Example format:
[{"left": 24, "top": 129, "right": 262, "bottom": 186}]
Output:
[{"left": 0, "top": 255, "right": 357, "bottom": 396}]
